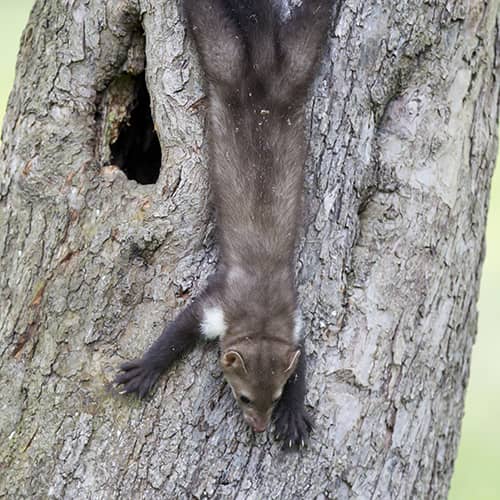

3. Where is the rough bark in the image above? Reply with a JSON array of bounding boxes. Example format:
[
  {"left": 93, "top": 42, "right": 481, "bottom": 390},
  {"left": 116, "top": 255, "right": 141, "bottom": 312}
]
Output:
[{"left": 0, "top": 0, "right": 498, "bottom": 498}]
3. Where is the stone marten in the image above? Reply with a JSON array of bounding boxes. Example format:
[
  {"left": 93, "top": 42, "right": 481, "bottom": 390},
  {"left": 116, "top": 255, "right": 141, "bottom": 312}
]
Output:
[{"left": 116, "top": 0, "right": 332, "bottom": 448}]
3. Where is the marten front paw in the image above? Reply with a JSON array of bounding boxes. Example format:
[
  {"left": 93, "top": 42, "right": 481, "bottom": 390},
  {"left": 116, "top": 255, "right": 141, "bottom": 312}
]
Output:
[
  {"left": 114, "top": 359, "right": 161, "bottom": 399},
  {"left": 273, "top": 405, "right": 313, "bottom": 450}
]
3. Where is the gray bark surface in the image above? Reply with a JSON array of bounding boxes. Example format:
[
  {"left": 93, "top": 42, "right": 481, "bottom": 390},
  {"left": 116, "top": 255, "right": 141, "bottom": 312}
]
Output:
[{"left": 0, "top": 0, "right": 498, "bottom": 498}]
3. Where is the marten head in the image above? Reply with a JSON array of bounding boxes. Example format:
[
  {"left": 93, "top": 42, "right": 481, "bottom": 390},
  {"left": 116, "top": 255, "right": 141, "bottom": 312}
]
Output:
[{"left": 221, "top": 340, "right": 300, "bottom": 432}]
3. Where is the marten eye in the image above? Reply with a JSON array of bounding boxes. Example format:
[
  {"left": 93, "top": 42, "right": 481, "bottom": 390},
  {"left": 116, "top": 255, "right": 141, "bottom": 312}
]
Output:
[{"left": 240, "top": 395, "right": 251, "bottom": 405}]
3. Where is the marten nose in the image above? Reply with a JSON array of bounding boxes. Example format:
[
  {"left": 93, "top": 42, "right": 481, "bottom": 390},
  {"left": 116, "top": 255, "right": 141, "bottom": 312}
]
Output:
[
  {"left": 246, "top": 415, "right": 268, "bottom": 433},
  {"left": 252, "top": 421, "right": 267, "bottom": 433}
]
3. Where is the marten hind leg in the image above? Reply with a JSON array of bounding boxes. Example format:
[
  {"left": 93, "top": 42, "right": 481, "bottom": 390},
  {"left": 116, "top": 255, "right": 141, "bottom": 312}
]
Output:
[
  {"left": 276, "top": 0, "right": 334, "bottom": 102},
  {"left": 226, "top": 0, "right": 278, "bottom": 83},
  {"left": 184, "top": 0, "right": 246, "bottom": 88}
]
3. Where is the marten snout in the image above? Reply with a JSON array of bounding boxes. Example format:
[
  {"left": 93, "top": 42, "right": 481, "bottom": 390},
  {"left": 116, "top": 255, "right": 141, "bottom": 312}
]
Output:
[{"left": 244, "top": 412, "right": 269, "bottom": 433}]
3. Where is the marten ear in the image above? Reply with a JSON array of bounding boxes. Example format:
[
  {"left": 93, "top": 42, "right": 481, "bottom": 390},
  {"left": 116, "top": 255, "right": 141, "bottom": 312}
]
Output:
[
  {"left": 284, "top": 350, "right": 301, "bottom": 374},
  {"left": 222, "top": 351, "right": 248, "bottom": 373}
]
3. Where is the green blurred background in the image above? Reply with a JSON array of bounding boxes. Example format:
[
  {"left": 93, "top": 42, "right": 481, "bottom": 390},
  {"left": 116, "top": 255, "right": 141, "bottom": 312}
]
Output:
[{"left": 1, "top": 2, "right": 498, "bottom": 498}]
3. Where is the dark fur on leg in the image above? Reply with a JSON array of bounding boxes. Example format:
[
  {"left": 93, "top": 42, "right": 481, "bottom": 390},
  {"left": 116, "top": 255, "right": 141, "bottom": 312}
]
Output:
[
  {"left": 115, "top": 300, "right": 202, "bottom": 399},
  {"left": 226, "top": 0, "right": 334, "bottom": 105},
  {"left": 226, "top": 0, "right": 277, "bottom": 78},
  {"left": 276, "top": 0, "right": 333, "bottom": 102},
  {"left": 273, "top": 343, "right": 312, "bottom": 449},
  {"left": 184, "top": 0, "right": 245, "bottom": 88}
]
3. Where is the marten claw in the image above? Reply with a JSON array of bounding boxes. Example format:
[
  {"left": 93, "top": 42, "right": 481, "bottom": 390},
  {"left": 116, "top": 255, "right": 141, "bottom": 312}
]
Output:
[
  {"left": 114, "top": 359, "right": 161, "bottom": 399},
  {"left": 273, "top": 405, "right": 313, "bottom": 450}
]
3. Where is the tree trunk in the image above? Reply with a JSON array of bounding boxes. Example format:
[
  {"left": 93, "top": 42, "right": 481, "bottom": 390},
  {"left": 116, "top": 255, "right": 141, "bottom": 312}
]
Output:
[{"left": 0, "top": 0, "right": 498, "bottom": 498}]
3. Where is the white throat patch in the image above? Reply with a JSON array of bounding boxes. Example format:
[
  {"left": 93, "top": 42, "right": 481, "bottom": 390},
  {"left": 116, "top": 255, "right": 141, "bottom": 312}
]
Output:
[
  {"left": 293, "top": 309, "right": 304, "bottom": 342},
  {"left": 201, "top": 306, "right": 227, "bottom": 339}
]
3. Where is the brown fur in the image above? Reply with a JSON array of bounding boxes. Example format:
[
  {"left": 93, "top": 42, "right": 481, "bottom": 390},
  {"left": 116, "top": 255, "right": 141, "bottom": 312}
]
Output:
[
  {"left": 187, "top": 0, "right": 331, "bottom": 433},
  {"left": 116, "top": 0, "right": 333, "bottom": 448}
]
